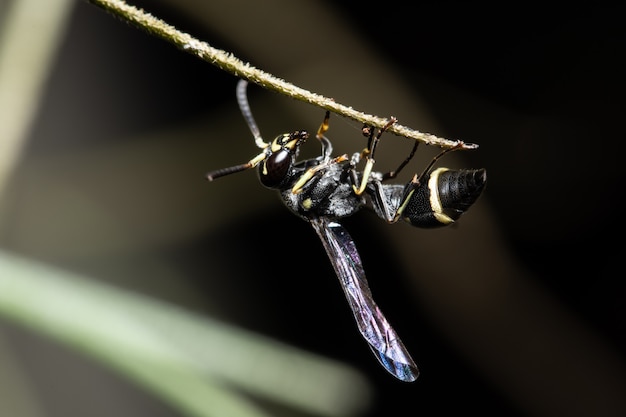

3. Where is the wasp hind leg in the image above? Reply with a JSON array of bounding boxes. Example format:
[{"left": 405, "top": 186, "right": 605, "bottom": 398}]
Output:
[
  {"left": 396, "top": 143, "right": 486, "bottom": 227},
  {"left": 361, "top": 132, "right": 420, "bottom": 223}
]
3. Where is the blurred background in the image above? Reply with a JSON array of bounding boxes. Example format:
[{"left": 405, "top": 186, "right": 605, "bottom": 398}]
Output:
[{"left": 1, "top": 1, "right": 625, "bottom": 416}]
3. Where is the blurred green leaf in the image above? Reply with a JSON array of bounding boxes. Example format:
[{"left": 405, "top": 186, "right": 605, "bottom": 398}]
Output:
[{"left": 0, "top": 250, "right": 372, "bottom": 417}]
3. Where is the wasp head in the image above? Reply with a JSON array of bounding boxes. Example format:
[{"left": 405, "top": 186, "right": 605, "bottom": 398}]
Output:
[{"left": 259, "top": 131, "right": 309, "bottom": 188}]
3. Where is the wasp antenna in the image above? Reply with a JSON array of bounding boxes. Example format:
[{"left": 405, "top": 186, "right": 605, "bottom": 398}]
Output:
[
  {"left": 236, "top": 80, "right": 267, "bottom": 148},
  {"left": 205, "top": 163, "right": 252, "bottom": 181}
]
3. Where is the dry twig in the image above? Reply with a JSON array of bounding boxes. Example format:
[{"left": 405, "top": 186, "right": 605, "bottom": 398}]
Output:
[{"left": 85, "top": 0, "right": 478, "bottom": 150}]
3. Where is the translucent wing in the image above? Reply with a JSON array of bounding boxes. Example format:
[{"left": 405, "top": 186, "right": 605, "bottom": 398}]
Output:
[{"left": 309, "top": 217, "right": 419, "bottom": 382}]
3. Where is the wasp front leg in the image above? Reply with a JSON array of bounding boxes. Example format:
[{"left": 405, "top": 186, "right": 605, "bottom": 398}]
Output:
[{"left": 291, "top": 154, "right": 349, "bottom": 194}]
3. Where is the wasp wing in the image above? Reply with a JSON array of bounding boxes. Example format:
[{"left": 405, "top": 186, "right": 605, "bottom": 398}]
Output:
[{"left": 309, "top": 217, "right": 419, "bottom": 382}]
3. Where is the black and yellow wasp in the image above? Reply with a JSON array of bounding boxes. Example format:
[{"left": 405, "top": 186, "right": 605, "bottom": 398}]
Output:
[{"left": 206, "top": 80, "right": 486, "bottom": 382}]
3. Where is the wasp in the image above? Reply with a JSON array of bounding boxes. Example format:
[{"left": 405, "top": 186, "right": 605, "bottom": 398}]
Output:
[{"left": 205, "top": 80, "right": 486, "bottom": 382}]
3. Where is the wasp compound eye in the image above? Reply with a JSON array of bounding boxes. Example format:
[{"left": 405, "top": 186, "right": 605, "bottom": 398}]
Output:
[{"left": 259, "top": 149, "right": 292, "bottom": 188}]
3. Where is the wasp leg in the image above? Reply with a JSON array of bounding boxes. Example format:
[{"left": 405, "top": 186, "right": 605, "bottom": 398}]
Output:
[
  {"left": 414, "top": 141, "right": 464, "bottom": 184},
  {"left": 352, "top": 117, "right": 397, "bottom": 195},
  {"left": 368, "top": 179, "right": 402, "bottom": 223},
  {"left": 316, "top": 111, "right": 334, "bottom": 162},
  {"left": 291, "top": 154, "right": 349, "bottom": 194},
  {"left": 393, "top": 141, "right": 466, "bottom": 221},
  {"left": 381, "top": 140, "right": 419, "bottom": 181},
  {"left": 394, "top": 174, "right": 421, "bottom": 221}
]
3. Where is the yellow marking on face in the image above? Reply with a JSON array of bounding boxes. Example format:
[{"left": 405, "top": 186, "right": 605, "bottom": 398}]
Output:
[
  {"left": 285, "top": 138, "right": 299, "bottom": 150},
  {"left": 271, "top": 139, "right": 283, "bottom": 153},
  {"left": 271, "top": 134, "right": 300, "bottom": 152},
  {"left": 301, "top": 198, "right": 312, "bottom": 210},
  {"left": 429, "top": 167, "right": 454, "bottom": 224}
]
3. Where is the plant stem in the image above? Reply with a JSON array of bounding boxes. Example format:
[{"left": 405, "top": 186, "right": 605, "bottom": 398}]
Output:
[{"left": 84, "top": 0, "right": 477, "bottom": 150}]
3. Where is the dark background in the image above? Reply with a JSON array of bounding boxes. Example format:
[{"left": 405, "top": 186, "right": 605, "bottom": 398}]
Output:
[{"left": 1, "top": 1, "right": 625, "bottom": 416}]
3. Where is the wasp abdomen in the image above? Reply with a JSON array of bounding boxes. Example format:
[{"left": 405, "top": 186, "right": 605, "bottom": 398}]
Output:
[
  {"left": 437, "top": 168, "right": 487, "bottom": 213},
  {"left": 402, "top": 167, "right": 486, "bottom": 228}
]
